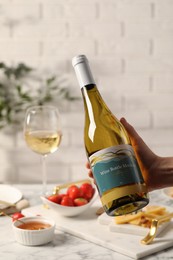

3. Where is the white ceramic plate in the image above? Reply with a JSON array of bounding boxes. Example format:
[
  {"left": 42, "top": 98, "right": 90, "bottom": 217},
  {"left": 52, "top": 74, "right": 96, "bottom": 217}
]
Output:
[
  {"left": 162, "top": 187, "right": 173, "bottom": 200},
  {"left": 0, "top": 185, "right": 23, "bottom": 209},
  {"left": 98, "top": 205, "right": 172, "bottom": 236}
]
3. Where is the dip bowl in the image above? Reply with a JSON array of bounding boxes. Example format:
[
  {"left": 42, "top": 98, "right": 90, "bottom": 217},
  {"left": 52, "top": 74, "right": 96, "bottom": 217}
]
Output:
[{"left": 12, "top": 216, "right": 56, "bottom": 246}]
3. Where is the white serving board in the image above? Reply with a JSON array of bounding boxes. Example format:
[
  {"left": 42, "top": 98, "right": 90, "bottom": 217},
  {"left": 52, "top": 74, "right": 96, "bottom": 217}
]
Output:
[
  {"left": 98, "top": 212, "right": 170, "bottom": 236},
  {"left": 22, "top": 200, "right": 173, "bottom": 260}
]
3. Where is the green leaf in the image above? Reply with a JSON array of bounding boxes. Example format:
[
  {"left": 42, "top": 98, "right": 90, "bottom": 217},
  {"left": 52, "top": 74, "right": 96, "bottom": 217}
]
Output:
[
  {"left": 0, "top": 63, "right": 6, "bottom": 69},
  {"left": 46, "top": 76, "right": 56, "bottom": 85},
  {"left": 0, "top": 61, "right": 77, "bottom": 130}
]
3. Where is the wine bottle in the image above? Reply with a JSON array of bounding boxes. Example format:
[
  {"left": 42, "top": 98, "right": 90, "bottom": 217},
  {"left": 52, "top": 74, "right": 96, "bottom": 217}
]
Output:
[{"left": 72, "top": 55, "right": 149, "bottom": 216}]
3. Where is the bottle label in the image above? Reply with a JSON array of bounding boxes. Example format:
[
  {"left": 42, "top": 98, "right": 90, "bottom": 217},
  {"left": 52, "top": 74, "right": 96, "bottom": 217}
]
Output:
[{"left": 89, "top": 144, "right": 144, "bottom": 196}]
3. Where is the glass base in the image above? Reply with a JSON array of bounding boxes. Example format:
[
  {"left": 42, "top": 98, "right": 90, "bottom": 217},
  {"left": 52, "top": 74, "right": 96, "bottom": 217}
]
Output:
[{"left": 104, "top": 197, "right": 149, "bottom": 216}]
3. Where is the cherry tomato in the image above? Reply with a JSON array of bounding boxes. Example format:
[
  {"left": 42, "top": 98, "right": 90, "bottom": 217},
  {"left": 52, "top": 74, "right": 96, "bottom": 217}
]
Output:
[
  {"left": 58, "top": 194, "right": 66, "bottom": 201},
  {"left": 74, "top": 198, "right": 88, "bottom": 207},
  {"left": 60, "top": 195, "right": 74, "bottom": 206},
  {"left": 67, "top": 185, "right": 81, "bottom": 200},
  {"left": 80, "top": 183, "right": 94, "bottom": 200},
  {"left": 47, "top": 194, "right": 65, "bottom": 204},
  {"left": 12, "top": 212, "right": 25, "bottom": 222}
]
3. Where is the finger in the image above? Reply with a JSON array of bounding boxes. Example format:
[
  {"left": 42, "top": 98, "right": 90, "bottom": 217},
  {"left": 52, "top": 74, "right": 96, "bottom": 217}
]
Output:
[
  {"left": 86, "top": 161, "right": 90, "bottom": 169},
  {"left": 88, "top": 170, "right": 93, "bottom": 178}
]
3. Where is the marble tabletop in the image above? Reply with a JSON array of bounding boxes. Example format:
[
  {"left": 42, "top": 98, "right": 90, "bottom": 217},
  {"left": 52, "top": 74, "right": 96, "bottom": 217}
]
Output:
[{"left": 1, "top": 184, "right": 173, "bottom": 260}]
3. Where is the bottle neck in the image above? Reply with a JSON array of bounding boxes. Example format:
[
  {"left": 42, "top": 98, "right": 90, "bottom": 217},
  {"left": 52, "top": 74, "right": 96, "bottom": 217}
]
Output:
[{"left": 72, "top": 55, "right": 95, "bottom": 89}]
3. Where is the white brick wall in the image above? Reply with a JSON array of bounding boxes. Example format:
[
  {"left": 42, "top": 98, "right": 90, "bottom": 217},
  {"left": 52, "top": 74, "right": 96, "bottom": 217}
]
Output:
[{"left": 0, "top": 0, "right": 173, "bottom": 184}]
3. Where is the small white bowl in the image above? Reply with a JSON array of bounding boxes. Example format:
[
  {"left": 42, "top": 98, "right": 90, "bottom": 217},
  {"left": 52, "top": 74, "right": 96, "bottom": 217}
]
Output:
[
  {"left": 12, "top": 216, "right": 55, "bottom": 246},
  {"left": 41, "top": 189, "right": 98, "bottom": 217}
]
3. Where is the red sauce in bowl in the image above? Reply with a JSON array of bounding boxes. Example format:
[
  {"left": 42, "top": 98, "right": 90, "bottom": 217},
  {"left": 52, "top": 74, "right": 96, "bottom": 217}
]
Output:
[{"left": 18, "top": 221, "right": 51, "bottom": 230}]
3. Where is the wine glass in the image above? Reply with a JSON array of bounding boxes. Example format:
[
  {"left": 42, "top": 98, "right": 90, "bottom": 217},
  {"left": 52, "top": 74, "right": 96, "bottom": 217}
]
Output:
[{"left": 23, "top": 105, "right": 62, "bottom": 195}]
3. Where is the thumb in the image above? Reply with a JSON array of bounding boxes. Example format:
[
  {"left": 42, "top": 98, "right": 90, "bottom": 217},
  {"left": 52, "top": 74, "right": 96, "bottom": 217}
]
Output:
[
  {"left": 120, "top": 117, "right": 154, "bottom": 155},
  {"left": 120, "top": 117, "right": 145, "bottom": 149}
]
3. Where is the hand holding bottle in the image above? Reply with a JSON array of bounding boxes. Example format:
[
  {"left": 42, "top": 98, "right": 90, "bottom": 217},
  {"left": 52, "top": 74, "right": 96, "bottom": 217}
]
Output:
[
  {"left": 120, "top": 118, "right": 173, "bottom": 192},
  {"left": 87, "top": 118, "right": 173, "bottom": 193}
]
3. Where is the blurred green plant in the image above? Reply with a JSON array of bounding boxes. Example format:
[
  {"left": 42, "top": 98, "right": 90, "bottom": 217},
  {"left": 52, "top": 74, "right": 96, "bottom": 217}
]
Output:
[{"left": 0, "top": 62, "right": 76, "bottom": 131}]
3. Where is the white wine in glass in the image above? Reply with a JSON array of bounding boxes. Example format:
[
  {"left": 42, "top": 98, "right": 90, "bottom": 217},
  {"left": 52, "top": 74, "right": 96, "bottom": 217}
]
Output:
[{"left": 24, "top": 105, "right": 62, "bottom": 195}]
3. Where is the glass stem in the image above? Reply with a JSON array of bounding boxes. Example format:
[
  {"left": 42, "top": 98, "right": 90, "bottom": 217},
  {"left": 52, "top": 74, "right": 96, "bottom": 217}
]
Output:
[{"left": 41, "top": 155, "right": 47, "bottom": 195}]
